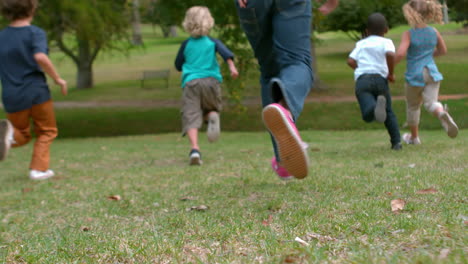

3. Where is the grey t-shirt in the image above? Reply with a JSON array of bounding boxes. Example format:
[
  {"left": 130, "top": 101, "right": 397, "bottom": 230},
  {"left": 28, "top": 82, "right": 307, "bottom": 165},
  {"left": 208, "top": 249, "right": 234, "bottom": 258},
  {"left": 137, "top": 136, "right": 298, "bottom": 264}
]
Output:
[{"left": 0, "top": 25, "right": 51, "bottom": 113}]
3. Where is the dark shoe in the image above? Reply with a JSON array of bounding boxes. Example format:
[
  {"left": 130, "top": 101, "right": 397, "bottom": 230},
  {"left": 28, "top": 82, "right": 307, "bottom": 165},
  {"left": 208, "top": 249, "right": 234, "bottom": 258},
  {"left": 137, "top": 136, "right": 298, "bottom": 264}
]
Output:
[
  {"left": 374, "top": 95, "right": 387, "bottom": 123},
  {"left": 391, "top": 143, "right": 402, "bottom": 150},
  {"left": 189, "top": 149, "right": 202, "bottom": 165}
]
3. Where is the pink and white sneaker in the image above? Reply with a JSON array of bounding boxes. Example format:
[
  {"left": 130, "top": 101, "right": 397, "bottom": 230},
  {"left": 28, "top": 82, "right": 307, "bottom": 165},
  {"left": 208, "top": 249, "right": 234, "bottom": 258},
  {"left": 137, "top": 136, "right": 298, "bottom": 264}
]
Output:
[
  {"left": 271, "top": 157, "right": 294, "bottom": 180},
  {"left": 262, "top": 103, "right": 309, "bottom": 179}
]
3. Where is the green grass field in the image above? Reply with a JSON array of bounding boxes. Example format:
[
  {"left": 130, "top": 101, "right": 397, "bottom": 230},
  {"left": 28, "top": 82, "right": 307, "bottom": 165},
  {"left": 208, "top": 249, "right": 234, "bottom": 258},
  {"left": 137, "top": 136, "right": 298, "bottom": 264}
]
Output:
[{"left": 1, "top": 131, "right": 466, "bottom": 263}]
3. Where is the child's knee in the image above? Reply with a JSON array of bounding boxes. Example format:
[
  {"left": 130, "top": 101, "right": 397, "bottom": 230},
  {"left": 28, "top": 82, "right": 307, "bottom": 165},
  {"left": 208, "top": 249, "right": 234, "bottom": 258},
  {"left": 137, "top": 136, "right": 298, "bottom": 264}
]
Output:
[{"left": 423, "top": 101, "right": 442, "bottom": 113}]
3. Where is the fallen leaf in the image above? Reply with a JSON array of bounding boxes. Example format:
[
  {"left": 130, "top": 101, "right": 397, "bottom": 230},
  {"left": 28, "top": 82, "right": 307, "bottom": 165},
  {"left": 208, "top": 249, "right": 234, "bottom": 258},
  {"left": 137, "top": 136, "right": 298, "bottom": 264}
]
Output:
[
  {"left": 180, "top": 196, "right": 196, "bottom": 201},
  {"left": 81, "top": 226, "right": 90, "bottom": 232},
  {"left": 262, "top": 215, "right": 273, "bottom": 226},
  {"left": 438, "top": 248, "right": 450, "bottom": 259},
  {"left": 107, "top": 195, "right": 121, "bottom": 201},
  {"left": 294, "top": 237, "right": 310, "bottom": 246},
  {"left": 391, "top": 199, "right": 406, "bottom": 212},
  {"left": 284, "top": 255, "right": 301, "bottom": 263},
  {"left": 416, "top": 188, "right": 438, "bottom": 194},
  {"left": 186, "top": 205, "right": 209, "bottom": 211},
  {"left": 22, "top": 188, "right": 33, "bottom": 193},
  {"left": 408, "top": 164, "right": 416, "bottom": 168}
]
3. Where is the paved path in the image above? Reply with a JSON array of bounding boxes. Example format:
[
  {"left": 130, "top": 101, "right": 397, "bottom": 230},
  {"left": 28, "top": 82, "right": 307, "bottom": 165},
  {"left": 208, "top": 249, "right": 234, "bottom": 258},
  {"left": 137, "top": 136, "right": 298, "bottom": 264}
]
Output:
[{"left": 2, "top": 94, "right": 467, "bottom": 109}]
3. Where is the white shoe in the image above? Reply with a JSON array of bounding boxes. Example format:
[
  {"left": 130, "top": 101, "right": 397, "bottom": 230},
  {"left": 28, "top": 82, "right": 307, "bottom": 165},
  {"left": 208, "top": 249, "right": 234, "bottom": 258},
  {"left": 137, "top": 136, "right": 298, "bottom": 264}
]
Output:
[
  {"left": 29, "top": 169, "right": 55, "bottom": 180},
  {"left": 189, "top": 149, "right": 202, "bottom": 166},
  {"left": 402, "top": 133, "right": 421, "bottom": 145},
  {"left": 207, "top": 112, "right": 220, "bottom": 143},
  {"left": 0, "top": 119, "right": 14, "bottom": 161},
  {"left": 439, "top": 111, "right": 458, "bottom": 138},
  {"left": 374, "top": 95, "right": 387, "bottom": 123}
]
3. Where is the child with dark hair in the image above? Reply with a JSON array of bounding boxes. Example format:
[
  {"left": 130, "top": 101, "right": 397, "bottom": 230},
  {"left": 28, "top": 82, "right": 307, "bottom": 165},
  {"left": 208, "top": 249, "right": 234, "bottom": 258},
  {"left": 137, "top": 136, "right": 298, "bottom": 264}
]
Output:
[
  {"left": 347, "top": 13, "right": 402, "bottom": 150},
  {"left": 0, "top": 0, "right": 68, "bottom": 180}
]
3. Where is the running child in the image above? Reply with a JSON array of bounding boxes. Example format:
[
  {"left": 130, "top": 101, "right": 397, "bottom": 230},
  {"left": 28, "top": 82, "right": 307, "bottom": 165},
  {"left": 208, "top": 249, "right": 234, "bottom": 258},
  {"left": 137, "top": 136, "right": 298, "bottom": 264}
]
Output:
[
  {"left": 0, "top": 0, "right": 68, "bottom": 180},
  {"left": 395, "top": 0, "right": 458, "bottom": 144},
  {"left": 236, "top": 0, "right": 339, "bottom": 180},
  {"left": 347, "top": 13, "right": 402, "bottom": 150},
  {"left": 175, "top": 6, "right": 238, "bottom": 165}
]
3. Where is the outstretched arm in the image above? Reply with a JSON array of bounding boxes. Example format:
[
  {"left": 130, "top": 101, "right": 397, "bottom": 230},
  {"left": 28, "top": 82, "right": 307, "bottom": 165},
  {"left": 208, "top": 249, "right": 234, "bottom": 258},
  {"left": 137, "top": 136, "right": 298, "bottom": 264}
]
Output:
[
  {"left": 318, "top": 0, "right": 339, "bottom": 15},
  {"left": 34, "top": 53, "right": 67, "bottom": 95},
  {"left": 395, "top": 31, "right": 410, "bottom": 64},
  {"left": 433, "top": 28, "right": 447, "bottom": 57}
]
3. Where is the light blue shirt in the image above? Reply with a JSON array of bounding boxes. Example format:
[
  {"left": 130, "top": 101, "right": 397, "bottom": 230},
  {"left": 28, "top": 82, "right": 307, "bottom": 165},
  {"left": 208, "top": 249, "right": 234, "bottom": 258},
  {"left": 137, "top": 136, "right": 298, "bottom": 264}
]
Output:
[
  {"left": 175, "top": 36, "right": 234, "bottom": 88},
  {"left": 405, "top": 27, "right": 443, "bottom": 87}
]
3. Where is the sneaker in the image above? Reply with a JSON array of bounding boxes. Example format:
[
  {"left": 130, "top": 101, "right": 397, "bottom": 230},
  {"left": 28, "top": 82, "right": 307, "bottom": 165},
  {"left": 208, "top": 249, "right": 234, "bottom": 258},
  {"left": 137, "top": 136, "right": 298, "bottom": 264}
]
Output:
[
  {"left": 439, "top": 111, "right": 458, "bottom": 138},
  {"left": 207, "top": 112, "right": 220, "bottom": 143},
  {"left": 0, "top": 119, "right": 13, "bottom": 161},
  {"left": 271, "top": 157, "right": 294, "bottom": 181},
  {"left": 391, "top": 142, "right": 402, "bottom": 150},
  {"left": 402, "top": 133, "right": 421, "bottom": 145},
  {"left": 374, "top": 95, "right": 387, "bottom": 123},
  {"left": 29, "top": 169, "right": 55, "bottom": 180},
  {"left": 262, "top": 103, "right": 309, "bottom": 179},
  {"left": 189, "top": 149, "right": 202, "bottom": 166}
]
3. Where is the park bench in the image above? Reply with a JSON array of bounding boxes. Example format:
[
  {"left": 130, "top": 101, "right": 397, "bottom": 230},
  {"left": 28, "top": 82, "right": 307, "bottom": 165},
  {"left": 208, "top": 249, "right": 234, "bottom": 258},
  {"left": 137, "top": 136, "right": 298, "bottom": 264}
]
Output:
[{"left": 140, "top": 69, "right": 170, "bottom": 89}]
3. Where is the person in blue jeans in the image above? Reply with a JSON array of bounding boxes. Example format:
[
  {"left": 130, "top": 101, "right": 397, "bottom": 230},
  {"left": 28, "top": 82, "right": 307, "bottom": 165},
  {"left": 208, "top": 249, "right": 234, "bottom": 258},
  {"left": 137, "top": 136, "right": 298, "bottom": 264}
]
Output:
[
  {"left": 347, "top": 13, "right": 402, "bottom": 150},
  {"left": 236, "top": 0, "right": 339, "bottom": 180}
]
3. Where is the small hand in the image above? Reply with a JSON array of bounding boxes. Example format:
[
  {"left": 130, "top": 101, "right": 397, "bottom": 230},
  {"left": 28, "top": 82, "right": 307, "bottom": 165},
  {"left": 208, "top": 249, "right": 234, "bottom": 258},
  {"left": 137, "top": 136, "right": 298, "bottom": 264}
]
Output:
[
  {"left": 387, "top": 74, "right": 395, "bottom": 83},
  {"left": 318, "top": 0, "right": 339, "bottom": 15},
  {"left": 238, "top": 0, "right": 248, "bottom": 8},
  {"left": 55, "top": 78, "right": 68, "bottom": 95},
  {"left": 230, "top": 66, "right": 239, "bottom": 79}
]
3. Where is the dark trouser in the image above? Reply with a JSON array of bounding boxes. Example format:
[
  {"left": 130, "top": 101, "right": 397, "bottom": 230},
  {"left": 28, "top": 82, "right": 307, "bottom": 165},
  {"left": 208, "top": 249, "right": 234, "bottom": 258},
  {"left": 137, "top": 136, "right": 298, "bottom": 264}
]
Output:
[{"left": 355, "top": 74, "right": 401, "bottom": 146}]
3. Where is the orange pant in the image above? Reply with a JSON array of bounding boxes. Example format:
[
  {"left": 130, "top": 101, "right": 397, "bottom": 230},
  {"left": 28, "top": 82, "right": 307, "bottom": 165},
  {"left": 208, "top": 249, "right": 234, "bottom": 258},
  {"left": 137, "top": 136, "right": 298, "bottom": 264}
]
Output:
[{"left": 7, "top": 100, "right": 58, "bottom": 171}]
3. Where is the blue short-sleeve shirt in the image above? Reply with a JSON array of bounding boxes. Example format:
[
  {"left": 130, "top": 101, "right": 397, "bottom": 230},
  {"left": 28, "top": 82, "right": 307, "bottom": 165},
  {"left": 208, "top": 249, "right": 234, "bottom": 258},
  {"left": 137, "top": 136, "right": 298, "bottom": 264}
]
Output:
[{"left": 0, "top": 25, "right": 51, "bottom": 113}]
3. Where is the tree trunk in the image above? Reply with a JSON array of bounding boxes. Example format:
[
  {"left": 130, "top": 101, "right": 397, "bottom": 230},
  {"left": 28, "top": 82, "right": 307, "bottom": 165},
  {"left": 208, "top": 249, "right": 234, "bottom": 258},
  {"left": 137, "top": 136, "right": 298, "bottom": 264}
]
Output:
[
  {"left": 169, "top": 25, "right": 178, "bottom": 37},
  {"left": 131, "top": 0, "right": 143, "bottom": 45},
  {"left": 76, "top": 39, "right": 93, "bottom": 89}
]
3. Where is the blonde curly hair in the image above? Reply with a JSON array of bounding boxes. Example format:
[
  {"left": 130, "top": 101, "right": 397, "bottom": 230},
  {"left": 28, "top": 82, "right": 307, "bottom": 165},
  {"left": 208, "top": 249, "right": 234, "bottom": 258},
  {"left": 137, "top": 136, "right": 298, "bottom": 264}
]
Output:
[
  {"left": 182, "top": 6, "right": 215, "bottom": 38},
  {"left": 402, "top": 0, "right": 443, "bottom": 27}
]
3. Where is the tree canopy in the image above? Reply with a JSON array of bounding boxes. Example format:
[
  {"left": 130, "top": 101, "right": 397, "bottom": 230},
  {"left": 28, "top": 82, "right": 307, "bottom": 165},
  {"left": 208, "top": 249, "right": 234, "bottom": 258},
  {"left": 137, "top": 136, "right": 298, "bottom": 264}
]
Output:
[
  {"left": 34, "top": 0, "right": 131, "bottom": 89},
  {"left": 319, "top": 0, "right": 406, "bottom": 40}
]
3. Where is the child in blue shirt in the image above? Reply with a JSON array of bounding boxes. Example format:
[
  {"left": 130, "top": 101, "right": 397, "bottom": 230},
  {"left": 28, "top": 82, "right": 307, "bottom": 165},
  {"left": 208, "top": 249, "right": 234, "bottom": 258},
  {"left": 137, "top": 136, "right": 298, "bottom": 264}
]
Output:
[
  {"left": 175, "top": 6, "right": 238, "bottom": 165},
  {"left": 347, "top": 13, "right": 402, "bottom": 150},
  {"left": 0, "top": 0, "right": 67, "bottom": 180},
  {"left": 395, "top": 0, "right": 458, "bottom": 144}
]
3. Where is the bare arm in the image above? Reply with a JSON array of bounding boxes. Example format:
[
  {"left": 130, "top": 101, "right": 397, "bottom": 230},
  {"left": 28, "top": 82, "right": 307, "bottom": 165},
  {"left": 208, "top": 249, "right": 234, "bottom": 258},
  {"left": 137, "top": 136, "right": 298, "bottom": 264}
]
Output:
[
  {"left": 347, "top": 58, "right": 357, "bottom": 69},
  {"left": 318, "top": 0, "right": 339, "bottom": 15},
  {"left": 386, "top": 52, "right": 395, "bottom": 83},
  {"left": 34, "top": 53, "right": 68, "bottom": 95},
  {"left": 395, "top": 30, "right": 410, "bottom": 65},
  {"left": 433, "top": 28, "right": 447, "bottom": 57},
  {"left": 237, "top": 0, "right": 247, "bottom": 8},
  {"left": 226, "top": 58, "right": 239, "bottom": 79}
]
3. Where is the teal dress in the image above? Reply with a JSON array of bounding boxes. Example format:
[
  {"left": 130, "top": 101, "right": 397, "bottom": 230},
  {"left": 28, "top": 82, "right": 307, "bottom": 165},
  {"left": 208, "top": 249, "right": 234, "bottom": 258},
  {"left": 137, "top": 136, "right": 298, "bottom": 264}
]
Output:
[{"left": 405, "top": 27, "right": 443, "bottom": 87}]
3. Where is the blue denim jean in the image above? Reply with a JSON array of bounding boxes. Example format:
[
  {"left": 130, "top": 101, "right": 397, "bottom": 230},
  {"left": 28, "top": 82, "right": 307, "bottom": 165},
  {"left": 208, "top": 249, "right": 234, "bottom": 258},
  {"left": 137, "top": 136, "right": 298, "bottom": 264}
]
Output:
[
  {"left": 355, "top": 74, "right": 401, "bottom": 146},
  {"left": 236, "top": 0, "right": 313, "bottom": 159}
]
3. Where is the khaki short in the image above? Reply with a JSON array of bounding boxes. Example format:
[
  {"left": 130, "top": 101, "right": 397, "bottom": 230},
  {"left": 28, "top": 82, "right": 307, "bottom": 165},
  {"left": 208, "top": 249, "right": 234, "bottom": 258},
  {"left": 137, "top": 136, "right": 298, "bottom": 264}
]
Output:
[{"left": 181, "top": 77, "right": 222, "bottom": 135}]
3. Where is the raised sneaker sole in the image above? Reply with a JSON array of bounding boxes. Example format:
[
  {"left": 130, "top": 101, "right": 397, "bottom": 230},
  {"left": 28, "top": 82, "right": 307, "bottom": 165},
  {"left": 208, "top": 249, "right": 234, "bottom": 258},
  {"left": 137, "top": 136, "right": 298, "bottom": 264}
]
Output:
[
  {"left": 440, "top": 112, "right": 458, "bottom": 138},
  {"left": 189, "top": 153, "right": 202, "bottom": 166},
  {"left": 0, "top": 120, "right": 13, "bottom": 161},
  {"left": 374, "top": 95, "right": 387, "bottom": 123},
  {"left": 262, "top": 104, "right": 308, "bottom": 179},
  {"left": 207, "top": 112, "right": 220, "bottom": 143}
]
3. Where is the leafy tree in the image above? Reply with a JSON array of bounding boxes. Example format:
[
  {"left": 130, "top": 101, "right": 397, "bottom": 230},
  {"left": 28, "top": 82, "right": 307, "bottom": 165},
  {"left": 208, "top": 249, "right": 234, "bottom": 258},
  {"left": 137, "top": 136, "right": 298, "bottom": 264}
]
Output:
[
  {"left": 34, "top": 0, "right": 131, "bottom": 89},
  {"left": 319, "top": 0, "right": 406, "bottom": 40},
  {"left": 447, "top": 0, "right": 468, "bottom": 27}
]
